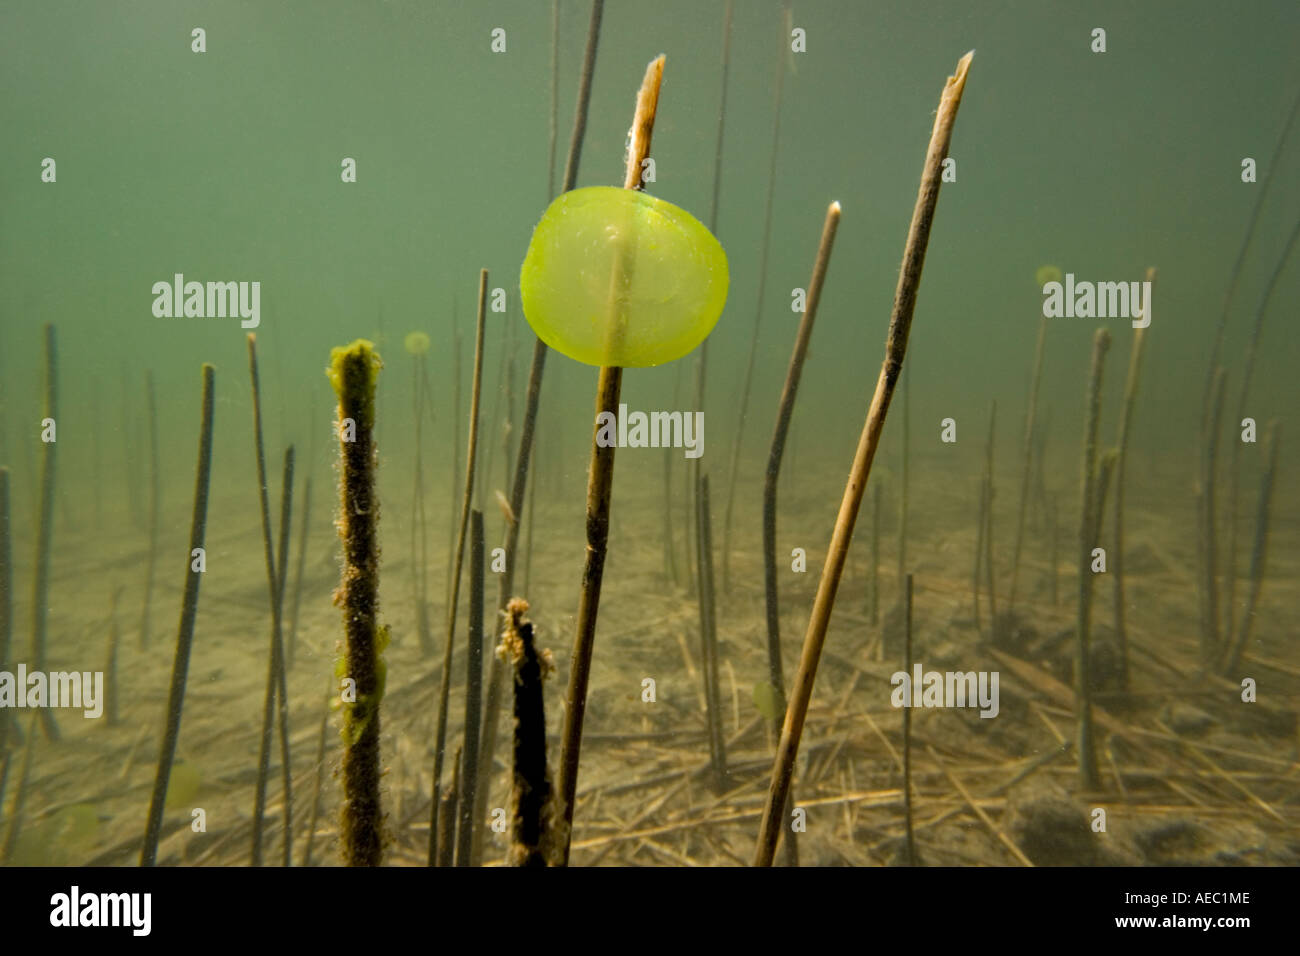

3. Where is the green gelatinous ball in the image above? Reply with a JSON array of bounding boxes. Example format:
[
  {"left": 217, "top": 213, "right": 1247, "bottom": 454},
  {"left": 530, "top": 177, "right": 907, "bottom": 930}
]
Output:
[
  {"left": 166, "top": 759, "right": 202, "bottom": 810},
  {"left": 520, "top": 186, "right": 728, "bottom": 368},
  {"left": 1036, "top": 264, "right": 1062, "bottom": 287},
  {"left": 752, "top": 680, "right": 781, "bottom": 721}
]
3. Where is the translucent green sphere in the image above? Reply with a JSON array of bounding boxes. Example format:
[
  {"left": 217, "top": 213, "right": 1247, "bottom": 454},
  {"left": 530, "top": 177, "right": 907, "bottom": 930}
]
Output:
[{"left": 520, "top": 186, "right": 729, "bottom": 368}]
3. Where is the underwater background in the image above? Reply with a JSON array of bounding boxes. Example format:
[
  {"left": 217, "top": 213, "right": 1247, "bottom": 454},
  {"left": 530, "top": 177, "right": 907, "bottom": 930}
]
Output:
[{"left": 1, "top": 0, "right": 1297, "bottom": 866}]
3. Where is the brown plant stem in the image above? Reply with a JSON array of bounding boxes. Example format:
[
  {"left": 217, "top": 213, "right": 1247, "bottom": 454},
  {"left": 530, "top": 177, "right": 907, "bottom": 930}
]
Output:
[
  {"left": 721, "top": 0, "right": 790, "bottom": 591},
  {"left": 32, "top": 324, "right": 60, "bottom": 741},
  {"left": 903, "top": 574, "right": 916, "bottom": 865},
  {"left": 141, "top": 364, "right": 214, "bottom": 866},
  {"left": 1008, "top": 316, "right": 1047, "bottom": 610},
  {"left": 505, "top": 600, "right": 559, "bottom": 866},
  {"left": 754, "top": 51, "right": 973, "bottom": 867},
  {"left": 1075, "top": 328, "right": 1111, "bottom": 792},
  {"left": 330, "top": 339, "right": 384, "bottom": 867},
  {"left": 690, "top": 0, "right": 735, "bottom": 604},
  {"left": 1112, "top": 272, "right": 1152, "bottom": 689},
  {"left": 471, "top": 0, "right": 604, "bottom": 866},
  {"left": 1199, "top": 367, "right": 1227, "bottom": 665},
  {"left": 0, "top": 468, "right": 11, "bottom": 756},
  {"left": 430, "top": 268, "right": 487, "bottom": 865},
  {"left": 1223, "top": 421, "right": 1280, "bottom": 674},
  {"left": 248, "top": 333, "right": 294, "bottom": 868},
  {"left": 455, "top": 510, "right": 485, "bottom": 867},
  {"left": 287, "top": 473, "right": 312, "bottom": 670},
  {"left": 556, "top": 53, "right": 665, "bottom": 865},
  {"left": 1223, "top": 219, "right": 1299, "bottom": 648},
  {"left": 697, "top": 474, "right": 727, "bottom": 793},
  {"left": 763, "top": 201, "right": 841, "bottom": 715},
  {"left": 139, "top": 369, "right": 160, "bottom": 649},
  {"left": 981, "top": 401, "right": 998, "bottom": 632}
]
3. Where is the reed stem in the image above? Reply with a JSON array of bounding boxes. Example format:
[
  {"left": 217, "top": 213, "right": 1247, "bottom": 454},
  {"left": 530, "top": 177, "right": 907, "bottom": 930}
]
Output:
[
  {"left": 754, "top": 52, "right": 973, "bottom": 866},
  {"left": 430, "top": 269, "right": 487, "bottom": 865},
  {"left": 105, "top": 586, "right": 123, "bottom": 726},
  {"left": 437, "top": 750, "right": 459, "bottom": 868},
  {"left": 248, "top": 333, "right": 293, "bottom": 867},
  {"left": 697, "top": 474, "right": 727, "bottom": 793},
  {"left": 329, "top": 339, "right": 385, "bottom": 867},
  {"left": 1223, "top": 219, "right": 1299, "bottom": 649},
  {"left": 763, "top": 202, "right": 841, "bottom": 717},
  {"left": 141, "top": 364, "right": 214, "bottom": 866},
  {"left": 288, "top": 473, "right": 312, "bottom": 670},
  {"left": 0, "top": 468, "right": 11, "bottom": 756},
  {"left": 981, "top": 401, "right": 997, "bottom": 633},
  {"left": 472, "top": 0, "right": 604, "bottom": 866},
  {"left": 903, "top": 573, "right": 916, "bottom": 865},
  {"left": 1199, "top": 367, "right": 1227, "bottom": 665},
  {"left": 1074, "top": 328, "right": 1110, "bottom": 792},
  {"left": 870, "top": 482, "right": 881, "bottom": 629},
  {"left": 691, "top": 0, "right": 734, "bottom": 607},
  {"left": 455, "top": 510, "right": 485, "bottom": 867},
  {"left": 557, "top": 54, "right": 665, "bottom": 864},
  {"left": 505, "top": 600, "right": 559, "bottom": 866},
  {"left": 1112, "top": 273, "right": 1151, "bottom": 689},
  {"left": 32, "top": 324, "right": 60, "bottom": 741},
  {"left": 722, "top": 0, "right": 790, "bottom": 591},
  {"left": 139, "top": 370, "right": 160, "bottom": 649},
  {"left": 1223, "top": 421, "right": 1279, "bottom": 675},
  {"left": 1007, "top": 317, "right": 1047, "bottom": 610},
  {"left": 301, "top": 684, "right": 330, "bottom": 866}
]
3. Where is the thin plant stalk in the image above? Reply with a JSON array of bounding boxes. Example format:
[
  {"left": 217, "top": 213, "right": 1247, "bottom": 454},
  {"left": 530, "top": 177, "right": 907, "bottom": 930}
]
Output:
[
  {"left": 1074, "top": 328, "right": 1111, "bottom": 792},
  {"left": 447, "top": 321, "right": 462, "bottom": 605},
  {"left": 0, "top": 468, "right": 11, "bottom": 755},
  {"left": 1199, "top": 368, "right": 1227, "bottom": 664},
  {"left": 763, "top": 201, "right": 841, "bottom": 713},
  {"left": 272, "top": 447, "right": 295, "bottom": 861},
  {"left": 472, "top": 0, "right": 604, "bottom": 866},
  {"left": 455, "top": 510, "right": 485, "bottom": 867},
  {"left": 1007, "top": 316, "right": 1047, "bottom": 610},
  {"left": 1049, "top": 494, "right": 1060, "bottom": 606},
  {"left": 692, "top": 0, "right": 733, "bottom": 599},
  {"left": 1, "top": 715, "right": 38, "bottom": 864},
  {"left": 105, "top": 586, "right": 124, "bottom": 726},
  {"left": 1223, "top": 421, "right": 1280, "bottom": 674},
  {"left": 1223, "top": 220, "right": 1299, "bottom": 647},
  {"left": 870, "top": 482, "right": 881, "bottom": 628},
  {"left": 973, "top": 474, "right": 987, "bottom": 631},
  {"left": 903, "top": 573, "right": 915, "bottom": 865},
  {"left": 1200, "top": 86, "right": 1300, "bottom": 427},
  {"left": 248, "top": 333, "right": 294, "bottom": 867},
  {"left": 31, "top": 325, "right": 60, "bottom": 741},
  {"left": 697, "top": 474, "right": 726, "bottom": 793},
  {"left": 301, "top": 684, "right": 330, "bottom": 867},
  {"left": 430, "top": 269, "right": 487, "bottom": 865},
  {"left": 437, "top": 750, "right": 459, "bottom": 868},
  {"left": 139, "top": 370, "right": 160, "bottom": 649},
  {"left": 1112, "top": 272, "right": 1152, "bottom": 688},
  {"left": 141, "top": 364, "right": 214, "bottom": 866},
  {"left": 721, "top": 0, "right": 791, "bottom": 590},
  {"left": 981, "top": 402, "right": 998, "bottom": 632},
  {"left": 411, "top": 352, "right": 434, "bottom": 656},
  {"left": 556, "top": 54, "right": 665, "bottom": 864},
  {"left": 547, "top": 0, "right": 560, "bottom": 201},
  {"left": 754, "top": 52, "right": 973, "bottom": 867},
  {"left": 898, "top": 368, "right": 910, "bottom": 598},
  {"left": 288, "top": 473, "right": 313, "bottom": 670}
]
